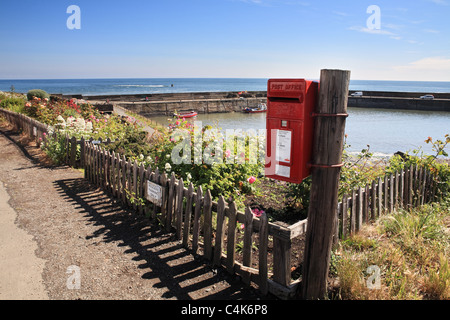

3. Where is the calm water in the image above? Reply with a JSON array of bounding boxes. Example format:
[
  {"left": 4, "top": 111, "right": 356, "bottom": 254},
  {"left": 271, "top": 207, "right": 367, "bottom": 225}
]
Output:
[
  {"left": 1, "top": 78, "right": 449, "bottom": 156},
  {"left": 152, "top": 108, "right": 450, "bottom": 156}
]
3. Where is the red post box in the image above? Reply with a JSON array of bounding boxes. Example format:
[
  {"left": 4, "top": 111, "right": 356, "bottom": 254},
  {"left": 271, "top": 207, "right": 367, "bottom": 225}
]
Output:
[{"left": 265, "top": 79, "right": 318, "bottom": 183}]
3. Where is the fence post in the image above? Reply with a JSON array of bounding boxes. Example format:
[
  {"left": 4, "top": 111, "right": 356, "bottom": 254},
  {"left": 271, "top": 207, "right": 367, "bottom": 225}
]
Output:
[{"left": 301, "top": 69, "right": 350, "bottom": 300}]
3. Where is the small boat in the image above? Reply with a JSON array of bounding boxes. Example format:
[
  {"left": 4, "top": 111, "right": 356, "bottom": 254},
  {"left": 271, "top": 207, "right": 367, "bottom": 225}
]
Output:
[
  {"left": 173, "top": 110, "right": 198, "bottom": 118},
  {"left": 243, "top": 103, "right": 267, "bottom": 113}
]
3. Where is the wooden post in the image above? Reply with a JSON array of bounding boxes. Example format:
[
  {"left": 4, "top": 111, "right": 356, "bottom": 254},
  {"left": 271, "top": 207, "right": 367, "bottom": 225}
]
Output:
[{"left": 301, "top": 69, "right": 350, "bottom": 300}]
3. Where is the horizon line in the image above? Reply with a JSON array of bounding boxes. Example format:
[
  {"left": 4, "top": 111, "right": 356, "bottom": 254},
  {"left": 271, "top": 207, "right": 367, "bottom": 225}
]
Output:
[{"left": 1, "top": 77, "right": 450, "bottom": 83}]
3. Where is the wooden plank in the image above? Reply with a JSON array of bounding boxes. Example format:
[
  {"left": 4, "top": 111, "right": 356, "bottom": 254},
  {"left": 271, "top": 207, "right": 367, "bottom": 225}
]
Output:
[
  {"left": 110, "top": 151, "right": 116, "bottom": 196},
  {"left": 377, "top": 177, "right": 383, "bottom": 217},
  {"left": 138, "top": 163, "right": 145, "bottom": 215},
  {"left": 413, "top": 164, "right": 419, "bottom": 207},
  {"left": 390, "top": 174, "right": 394, "bottom": 213},
  {"left": 166, "top": 172, "right": 176, "bottom": 231},
  {"left": 121, "top": 155, "right": 127, "bottom": 204},
  {"left": 394, "top": 170, "right": 399, "bottom": 210},
  {"left": 272, "top": 236, "right": 291, "bottom": 287},
  {"left": 182, "top": 183, "right": 195, "bottom": 248},
  {"left": 144, "top": 165, "right": 152, "bottom": 217},
  {"left": 408, "top": 165, "right": 414, "bottom": 207},
  {"left": 357, "top": 187, "right": 363, "bottom": 232},
  {"left": 160, "top": 172, "right": 168, "bottom": 226},
  {"left": 106, "top": 150, "right": 111, "bottom": 191},
  {"left": 371, "top": 180, "right": 376, "bottom": 221},
  {"left": 364, "top": 185, "right": 369, "bottom": 224},
  {"left": 203, "top": 189, "right": 213, "bottom": 261},
  {"left": 399, "top": 168, "right": 404, "bottom": 209},
  {"left": 384, "top": 175, "right": 389, "bottom": 214},
  {"left": 213, "top": 196, "right": 227, "bottom": 267},
  {"left": 242, "top": 207, "right": 254, "bottom": 285},
  {"left": 226, "top": 202, "right": 237, "bottom": 274},
  {"left": 341, "top": 195, "right": 348, "bottom": 239},
  {"left": 420, "top": 167, "right": 426, "bottom": 206},
  {"left": 132, "top": 160, "right": 138, "bottom": 210},
  {"left": 126, "top": 158, "right": 132, "bottom": 207},
  {"left": 191, "top": 186, "right": 203, "bottom": 254},
  {"left": 70, "top": 136, "right": 77, "bottom": 167},
  {"left": 175, "top": 178, "right": 184, "bottom": 240},
  {"left": 350, "top": 189, "right": 357, "bottom": 234},
  {"left": 151, "top": 168, "right": 160, "bottom": 220},
  {"left": 116, "top": 153, "right": 122, "bottom": 200},
  {"left": 80, "top": 136, "right": 85, "bottom": 168},
  {"left": 258, "top": 212, "right": 269, "bottom": 295}
]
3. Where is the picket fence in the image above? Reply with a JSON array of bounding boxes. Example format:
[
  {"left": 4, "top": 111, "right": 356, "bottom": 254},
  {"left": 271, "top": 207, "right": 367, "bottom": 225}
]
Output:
[{"left": 0, "top": 107, "right": 442, "bottom": 299}]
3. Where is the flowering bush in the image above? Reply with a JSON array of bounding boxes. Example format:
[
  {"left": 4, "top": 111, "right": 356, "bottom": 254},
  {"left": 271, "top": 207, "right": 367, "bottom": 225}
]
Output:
[{"left": 142, "top": 117, "right": 264, "bottom": 207}]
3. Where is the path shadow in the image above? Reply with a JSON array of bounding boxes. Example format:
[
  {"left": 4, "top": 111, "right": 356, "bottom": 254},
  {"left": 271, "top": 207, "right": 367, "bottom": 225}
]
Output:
[
  {"left": 54, "top": 178, "right": 267, "bottom": 300},
  {"left": 0, "top": 125, "right": 68, "bottom": 170}
]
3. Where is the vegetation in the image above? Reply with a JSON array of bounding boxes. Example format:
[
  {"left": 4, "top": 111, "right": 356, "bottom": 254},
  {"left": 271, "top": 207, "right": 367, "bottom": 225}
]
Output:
[
  {"left": 27, "top": 89, "right": 50, "bottom": 101},
  {"left": 331, "top": 200, "right": 450, "bottom": 300}
]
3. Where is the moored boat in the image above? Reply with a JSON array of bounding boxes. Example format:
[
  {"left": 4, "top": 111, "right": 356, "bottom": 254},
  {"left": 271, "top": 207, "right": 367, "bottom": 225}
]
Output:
[
  {"left": 173, "top": 110, "right": 198, "bottom": 118},
  {"left": 243, "top": 103, "right": 267, "bottom": 113}
]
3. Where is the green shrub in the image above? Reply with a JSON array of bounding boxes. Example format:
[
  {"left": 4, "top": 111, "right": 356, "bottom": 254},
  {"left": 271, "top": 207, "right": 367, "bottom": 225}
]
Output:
[
  {"left": 0, "top": 97, "right": 26, "bottom": 113},
  {"left": 27, "top": 89, "right": 50, "bottom": 101}
]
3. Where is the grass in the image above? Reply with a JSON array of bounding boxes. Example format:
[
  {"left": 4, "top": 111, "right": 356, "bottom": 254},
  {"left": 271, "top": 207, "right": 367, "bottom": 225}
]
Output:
[{"left": 331, "top": 199, "right": 450, "bottom": 300}]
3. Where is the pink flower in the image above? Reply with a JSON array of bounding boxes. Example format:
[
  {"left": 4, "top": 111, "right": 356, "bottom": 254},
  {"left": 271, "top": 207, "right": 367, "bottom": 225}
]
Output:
[
  {"left": 247, "top": 176, "right": 256, "bottom": 184},
  {"left": 225, "top": 150, "right": 231, "bottom": 158},
  {"left": 175, "top": 120, "right": 180, "bottom": 125},
  {"left": 252, "top": 208, "right": 264, "bottom": 218}
]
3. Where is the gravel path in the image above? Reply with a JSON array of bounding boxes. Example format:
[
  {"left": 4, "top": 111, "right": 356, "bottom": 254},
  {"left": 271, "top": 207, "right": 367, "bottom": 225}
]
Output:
[{"left": 0, "top": 121, "right": 267, "bottom": 300}]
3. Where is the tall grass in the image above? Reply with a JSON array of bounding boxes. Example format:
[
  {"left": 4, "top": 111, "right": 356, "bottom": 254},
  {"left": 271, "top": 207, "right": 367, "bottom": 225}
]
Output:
[{"left": 332, "top": 200, "right": 450, "bottom": 300}]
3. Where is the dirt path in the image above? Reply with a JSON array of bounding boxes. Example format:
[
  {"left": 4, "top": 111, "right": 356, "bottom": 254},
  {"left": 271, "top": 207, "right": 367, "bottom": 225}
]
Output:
[{"left": 0, "top": 121, "right": 267, "bottom": 300}]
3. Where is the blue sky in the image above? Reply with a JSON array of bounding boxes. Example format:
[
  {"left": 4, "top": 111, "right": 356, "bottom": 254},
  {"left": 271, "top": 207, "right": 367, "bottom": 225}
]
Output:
[{"left": 0, "top": 0, "right": 449, "bottom": 80}]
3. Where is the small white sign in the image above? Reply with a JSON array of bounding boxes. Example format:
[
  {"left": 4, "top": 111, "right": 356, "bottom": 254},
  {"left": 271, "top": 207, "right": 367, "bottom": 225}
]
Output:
[
  {"left": 276, "top": 164, "right": 291, "bottom": 178},
  {"left": 276, "top": 129, "right": 292, "bottom": 163},
  {"left": 146, "top": 181, "right": 163, "bottom": 206}
]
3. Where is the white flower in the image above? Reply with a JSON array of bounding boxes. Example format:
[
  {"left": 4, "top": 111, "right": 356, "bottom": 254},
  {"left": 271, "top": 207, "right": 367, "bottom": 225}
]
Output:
[
  {"left": 55, "top": 115, "right": 66, "bottom": 128},
  {"left": 146, "top": 156, "right": 152, "bottom": 163},
  {"left": 186, "top": 173, "right": 192, "bottom": 181},
  {"left": 85, "top": 121, "right": 93, "bottom": 132},
  {"left": 139, "top": 154, "right": 144, "bottom": 160},
  {"left": 165, "top": 163, "right": 172, "bottom": 171}
]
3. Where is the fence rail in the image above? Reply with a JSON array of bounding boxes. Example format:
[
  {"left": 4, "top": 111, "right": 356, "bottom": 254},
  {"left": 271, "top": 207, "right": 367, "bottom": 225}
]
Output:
[
  {"left": 335, "top": 165, "right": 438, "bottom": 242},
  {"left": 0, "top": 107, "right": 442, "bottom": 299}
]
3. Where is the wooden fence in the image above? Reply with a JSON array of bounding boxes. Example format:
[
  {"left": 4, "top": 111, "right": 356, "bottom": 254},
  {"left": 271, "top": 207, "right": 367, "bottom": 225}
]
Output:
[
  {"left": 0, "top": 107, "right": 442, "bottom": 299},
  {"left": 336, "top": 165, "right": 439, "bottom": 242},
  {"left": 82, "top": 140, "right": 307, "bottom": 299}
]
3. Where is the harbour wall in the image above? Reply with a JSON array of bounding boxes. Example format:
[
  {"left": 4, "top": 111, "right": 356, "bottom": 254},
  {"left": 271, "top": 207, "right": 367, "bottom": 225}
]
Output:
[
  {"left": 65, "top": 90, "right": 450, "bottom": 115},
  {"left": 84, "top": 91, "right": 268, "bottom": 116}
]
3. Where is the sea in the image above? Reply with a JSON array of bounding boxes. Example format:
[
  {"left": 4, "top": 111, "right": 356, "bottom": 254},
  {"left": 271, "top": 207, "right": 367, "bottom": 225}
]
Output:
[
  {"left": 2, "top": 78, "right": 450, "bottom": 96},
  {"left": 1, "top": 78, "right": 449, "bottom": 156}
]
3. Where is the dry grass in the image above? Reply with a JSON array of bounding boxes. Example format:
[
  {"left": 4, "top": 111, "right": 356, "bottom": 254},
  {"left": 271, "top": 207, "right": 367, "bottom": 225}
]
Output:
[{"left": 331, "top": 200, "right": 450, "bottom": 300}]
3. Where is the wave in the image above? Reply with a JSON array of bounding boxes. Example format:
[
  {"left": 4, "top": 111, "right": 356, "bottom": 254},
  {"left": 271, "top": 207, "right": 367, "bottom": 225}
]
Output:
[{"left": 114, "top": 85, "right": 168, "bottom": 88}]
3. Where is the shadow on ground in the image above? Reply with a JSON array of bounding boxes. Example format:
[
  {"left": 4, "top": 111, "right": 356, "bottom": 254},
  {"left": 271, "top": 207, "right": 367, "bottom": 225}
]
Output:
[{"left": 54, "top": 178, "right": 270, "bottom": 300}]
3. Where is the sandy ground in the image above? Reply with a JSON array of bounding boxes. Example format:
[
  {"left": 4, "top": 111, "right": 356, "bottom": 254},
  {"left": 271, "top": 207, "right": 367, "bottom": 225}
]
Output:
[{"left": 0, "top": 120, "right": 268, "bottom": 300}]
